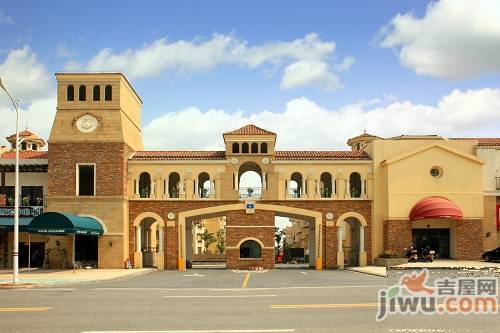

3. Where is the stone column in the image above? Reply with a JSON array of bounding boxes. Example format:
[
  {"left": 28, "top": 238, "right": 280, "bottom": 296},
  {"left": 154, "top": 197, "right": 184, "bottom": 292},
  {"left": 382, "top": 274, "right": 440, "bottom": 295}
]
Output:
[
  {"left": 337, "top": 226, "right": 344, "bottom": 269},
  {"left": 331, "top": 179, "right": 335, "bottom": 198},
  {"left": 233, "top": 172, "right": 239, "bottom": 190},
  {"left": 134, "top": 178, "right": 139, "bottom": 199},
  {"left": 165, "top": 180, "right": 169, "bottom": 198},
  {"left": 361, "top": 179, "right": 365, "bottom": 199},
  {"left": 359, "top": 225, "right": 367, "bottom": 266},
  {"left": 134, "top": 226, "right": 143, "bottom": 268},
  {"left": 301, "top": 179, "right": 306, "bottom": 198},
  {"left": 157, "top": 226, "right": 165, "bottom": 270},
  {"left": 194, "top": 179, "right": 199, "bottom": 198},
  {"left": 262, "top": 172, "right": 267, "bottom": 189}
]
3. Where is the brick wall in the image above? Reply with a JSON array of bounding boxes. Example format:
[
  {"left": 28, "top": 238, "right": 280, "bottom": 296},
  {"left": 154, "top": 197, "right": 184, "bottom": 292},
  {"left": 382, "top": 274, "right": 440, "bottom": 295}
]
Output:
[
  {"left": 383, "top": 220, "right": 412, "bottom": 257},
  {"left": 129, "top": 199, "right": 372, "bottom": 269},
  {"left": 48, "top": 142, "right": 132, "bottom": 197},
  {"left": 457, "top": 219, "right": 483, "bottom": 260}
]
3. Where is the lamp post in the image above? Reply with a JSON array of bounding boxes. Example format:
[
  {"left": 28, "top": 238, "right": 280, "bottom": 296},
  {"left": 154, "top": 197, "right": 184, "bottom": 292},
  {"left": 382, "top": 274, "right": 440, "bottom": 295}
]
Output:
[{"left": 0, "top": 77, "right": 20, "bottom": 284}]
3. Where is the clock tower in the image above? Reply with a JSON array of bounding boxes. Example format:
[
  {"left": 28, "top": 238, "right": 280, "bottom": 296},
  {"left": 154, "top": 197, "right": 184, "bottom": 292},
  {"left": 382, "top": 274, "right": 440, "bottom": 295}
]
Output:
[{"left": 46, "top": 72, "right": 143, "bottom": 268}]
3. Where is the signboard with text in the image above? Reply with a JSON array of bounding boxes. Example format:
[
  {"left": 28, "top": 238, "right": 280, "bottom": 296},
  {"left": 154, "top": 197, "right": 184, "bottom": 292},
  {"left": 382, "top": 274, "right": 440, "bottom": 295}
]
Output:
[{"left": 0, "top": 206, "right": 44, "bottom": 217}]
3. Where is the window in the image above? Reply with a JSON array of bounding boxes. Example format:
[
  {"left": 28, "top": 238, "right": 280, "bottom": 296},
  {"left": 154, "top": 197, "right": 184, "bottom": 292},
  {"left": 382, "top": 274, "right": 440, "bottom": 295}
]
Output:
[
  {"left": 320, "top": 172, "right": 332, "bottom": 198},
  {"left": 198, "top": 172, "right": 210, "bottom": 198},
  {"left": 20, "top": 142, "right": 27, "bottom": 151},
  {"left": 139, "top": 172, "right": 151, "bottom": 198},
  {"left": 67, "top": 85, "right": 74, "bottom": 101},
  {"left": 242, "top": 143, "right": 249, "bottom": 153},
  {"left": 261, "top": 142, "right": 268, "bottom": 154},
  {"left": 349, "top": 172, "right": 362, "bottom": 198},
  {"left": 21, "top": 186, "right": 43, "bottom": 206},
  {"left": 79, "top": 85, "right": 86, "bottom": 101},
  {"left": 77, "top": 164, "right": 95, "bottom": 196},
  {"left": 168, "top": 172, "right": 180, "bottom": 198},
  {"left": 93, "top": 85, "right": 100, "bottom": 101},
  {"left": 430, "top": 167, "right": 443, "bottom": 178},
  {"left": 251, "top": 142, "right": 258, "bottom": 153},
  {"left": 239, "top": 240, "right": 262, "bottom": 258},
  {"left": 105, "top": 85, "right": 112, "bottom": 101},
  {"left": 232, "top": 142, "right": 239, "bottom": 153},
  {"left": 32, "top": 144, "right": 37, "bottom": 150}
]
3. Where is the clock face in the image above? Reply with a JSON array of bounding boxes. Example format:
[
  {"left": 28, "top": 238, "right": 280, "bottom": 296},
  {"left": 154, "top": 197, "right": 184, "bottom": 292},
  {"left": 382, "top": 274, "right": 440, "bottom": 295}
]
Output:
[{"left": 76, "top": 114, "right": 98, "bottom": 133}]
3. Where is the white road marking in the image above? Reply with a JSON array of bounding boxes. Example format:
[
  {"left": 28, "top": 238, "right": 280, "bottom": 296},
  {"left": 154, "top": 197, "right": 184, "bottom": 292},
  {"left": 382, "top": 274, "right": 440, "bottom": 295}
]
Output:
[
  {"left": 92, "top": 285, "right": 389, "bottom": 291},
  {"left": 1, "top": 288, "right": 77, "bottom": 291},
  {"left": 232, "top": 269, "right": 268, "bottom": 274},
  {"left": 82, "top": 329, "right": 295, "bottom": 333},
  {"left": 300, "top": 272, "right": 308, "bottom": 275},
  {"left": 162, "top": 294, "right": 276, "bottom": 298},
  {"left": 183, "top": 273, "right": 205, "bottom": 277}
]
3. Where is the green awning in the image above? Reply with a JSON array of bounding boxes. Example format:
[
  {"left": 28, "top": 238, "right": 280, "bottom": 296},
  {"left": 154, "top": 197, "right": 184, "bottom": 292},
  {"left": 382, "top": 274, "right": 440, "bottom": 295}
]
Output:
[
  {"left": 0, "top": 217, "right": 33, "bottom": 232},
  {"left": 28, "top": 212, "right": 104, "bottom": 235}
]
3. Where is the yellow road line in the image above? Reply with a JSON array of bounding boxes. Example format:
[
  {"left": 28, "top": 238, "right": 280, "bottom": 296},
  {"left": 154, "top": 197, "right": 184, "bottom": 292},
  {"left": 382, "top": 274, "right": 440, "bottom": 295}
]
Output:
[
  {"left": 271, "top": 303, "right": 380, "bottom": 309},
  {"left": 241, "top": 273, "right": 251, "bottom": 288},
  {"left": 0, "top": 307, "right": 51, "bottom": 312}
]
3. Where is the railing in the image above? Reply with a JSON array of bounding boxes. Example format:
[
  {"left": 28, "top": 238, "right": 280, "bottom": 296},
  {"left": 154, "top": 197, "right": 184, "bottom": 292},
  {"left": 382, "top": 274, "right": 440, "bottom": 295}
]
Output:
[
  {"left": 320, "top": 189, "right": 331, "bottom": 198},
  {"left": 288, "top": 191, "right": 301, "bottom": 198},
  {"left": 169, "top": 190, "right": 180, "bottom": 198},
  {"left": 239, "top": 187, "right": 262, "bottom": 199}
]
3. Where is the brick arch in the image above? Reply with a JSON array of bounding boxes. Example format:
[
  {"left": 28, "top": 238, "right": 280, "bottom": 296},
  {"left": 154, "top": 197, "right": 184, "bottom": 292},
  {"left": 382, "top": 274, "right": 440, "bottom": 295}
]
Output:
[
  {"left": 336, "top": 211, "right": 368, "bottom": 227},
  {"left": 133, "top": 211, "right": 165, "bottom": 227},
  {"left": 237, "top": 237, "right": 265, "bottom": 249}
]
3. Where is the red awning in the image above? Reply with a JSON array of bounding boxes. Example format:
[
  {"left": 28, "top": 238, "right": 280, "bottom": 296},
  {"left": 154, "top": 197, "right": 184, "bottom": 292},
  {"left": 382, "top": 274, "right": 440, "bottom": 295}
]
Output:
[{"left": 409, "top": 197, "right": 463, "bottom": 221}]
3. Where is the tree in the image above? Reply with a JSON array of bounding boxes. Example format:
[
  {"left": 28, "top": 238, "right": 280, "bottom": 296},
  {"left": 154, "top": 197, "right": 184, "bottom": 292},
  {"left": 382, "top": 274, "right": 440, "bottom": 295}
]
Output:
[
  {"left": 201, "top": 229, "right": 216, "bottom": 253},
  {"left": 216, "top": 229, "right": 226, "bottom": 254},
  {"left": 275, "top": 230, "right": 284, "bottom": 249}
]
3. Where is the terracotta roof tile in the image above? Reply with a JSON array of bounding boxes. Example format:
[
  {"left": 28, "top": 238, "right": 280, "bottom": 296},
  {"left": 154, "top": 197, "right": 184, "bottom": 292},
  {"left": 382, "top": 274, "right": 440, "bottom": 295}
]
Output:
[
  {"left": 449, "top": 137, "right": 500, "bottom": 146},
  {"left": 0, "top": 151, "right": 48, "bottom": 160},
  {"left": 275, "top": 150, "right": 370, "bottom": 160},
  {"left": 131, "top": 151, "right": 226, "bottom": 161},
  {"left": 224, "top": 124, "right": 276, "bottom": 136}
]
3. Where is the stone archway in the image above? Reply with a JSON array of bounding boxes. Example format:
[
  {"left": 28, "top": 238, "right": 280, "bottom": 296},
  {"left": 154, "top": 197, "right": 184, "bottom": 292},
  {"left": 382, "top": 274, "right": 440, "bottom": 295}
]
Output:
[
  {"left": 336, "top": 212, "right": 368, "bottom": 269},
  {"left": 177, "top": 203, "right": 323, "bottom": 271},
  {"left": 133, "top": 212, "right": 165, "bottom": 269}
]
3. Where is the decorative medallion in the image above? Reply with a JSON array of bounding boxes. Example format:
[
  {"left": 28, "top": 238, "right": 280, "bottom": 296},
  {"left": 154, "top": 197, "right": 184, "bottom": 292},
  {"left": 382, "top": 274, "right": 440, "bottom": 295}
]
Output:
[
  {"left": 261, "top": 157, "right": 270, "bottom": 164},
  {"left": 230, "top": 157, "right": 239, "bottom": 164},
  {"left": 326, "top": 212, "right": 334, "bottom": 220},
  {"left": 76, "top": 114, "right": 99, "bottom": 133},
  {"left": 167, "top": 212, "right": 175, "bottom": 220}
]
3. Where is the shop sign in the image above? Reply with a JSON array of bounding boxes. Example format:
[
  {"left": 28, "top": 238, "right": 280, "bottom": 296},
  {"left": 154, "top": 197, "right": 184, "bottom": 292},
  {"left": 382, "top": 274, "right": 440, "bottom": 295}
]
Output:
[{"left": 0, "top": 206, "right": 44, "bottom": 217}]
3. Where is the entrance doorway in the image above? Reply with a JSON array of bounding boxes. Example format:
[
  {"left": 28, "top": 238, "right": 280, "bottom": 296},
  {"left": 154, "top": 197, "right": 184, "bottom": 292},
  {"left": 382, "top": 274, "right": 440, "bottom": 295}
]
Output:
[
  {"left": 75, "top": 235, "right": 98, "bottom": 267},
  {"left": 187, "top": 215, "right": 226, "bottom": 269},
  {"left": 412, "top": 228, "right": 450, "bottom": 259},
  {"left": 19, "top": 242, "right": 45, "bottom": 268},
  {"left": 275, "top": 216, "right": 316, "bottom": 269}
]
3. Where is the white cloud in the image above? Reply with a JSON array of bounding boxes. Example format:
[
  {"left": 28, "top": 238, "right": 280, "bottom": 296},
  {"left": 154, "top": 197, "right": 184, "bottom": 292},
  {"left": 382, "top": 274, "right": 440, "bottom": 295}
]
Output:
[
  {"left": 73, "top": 33, "right": 351, "bottom": 91},
  {"left": 0, "top": 10, "right": 13, "bottom": 24},
  {"left": 0, "top": 47, "right": 56, "bottom": 146},
  {"left": 281, "top": 61, "right": 341, "bottom": 92},
  {"left": 56, "top": 42, "right": 74, "bottom": 58},
  {"left": 335, "top": 56, "right": 355, "bottom": 72},
  {"left": 377, "top": 0, "right": 500, "bottom": 79},
  {"left": 142, "top": 88, "right": 500, "bottom": 150}
]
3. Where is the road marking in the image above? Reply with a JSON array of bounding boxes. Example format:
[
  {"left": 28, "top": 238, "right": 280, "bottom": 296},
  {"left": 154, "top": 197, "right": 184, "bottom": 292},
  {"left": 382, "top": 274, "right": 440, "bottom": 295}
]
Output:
[
  {"left": 300, "top": 272, "right": 308, "bottom": 275},
  {"left": 163, "top": 295, "right": 276, "bottom": 298},
  {"left": 82, "top": 328, "right": 295, "bottom": 333},
  {"left": 92, "top": 285, "right": 389, "bottom": 291},
  {"left": 241, "top": 273, "right": 251, "bottom": 288},
  {"left": 232, "top": 269, "right": 268, "bottom": 274},
  {"left": 271, "top": 303, "right": 380, "bottom": 309},
  {"left": 2, "top": 288, "right": 77, "bottom": 291},
  {"left": 0, "top": 307, "right": 51, "bottom": 312},
  {"left": 183, "top": 273, "right": 205, "bottom": 277}
]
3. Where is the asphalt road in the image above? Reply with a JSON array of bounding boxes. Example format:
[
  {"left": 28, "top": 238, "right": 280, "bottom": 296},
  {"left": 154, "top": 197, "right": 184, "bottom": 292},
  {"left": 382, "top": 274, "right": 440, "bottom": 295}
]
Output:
[{"left": 0, "top": 268, "right": 498, "bottom": 333}]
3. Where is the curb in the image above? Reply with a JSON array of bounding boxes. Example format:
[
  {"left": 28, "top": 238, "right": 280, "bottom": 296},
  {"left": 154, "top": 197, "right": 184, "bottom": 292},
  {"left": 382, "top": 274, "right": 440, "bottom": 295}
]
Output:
[{"left": 347, "top": 268, "right": 387, "bottom": 278}]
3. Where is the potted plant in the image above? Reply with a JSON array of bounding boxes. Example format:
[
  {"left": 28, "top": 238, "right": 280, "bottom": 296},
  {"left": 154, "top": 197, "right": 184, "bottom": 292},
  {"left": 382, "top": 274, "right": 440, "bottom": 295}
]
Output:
[
  {"left": 22, "top": 196, "right": 30, "bottom": 206},
  {"left": 7, "top": 197, "right": 14, "bottom": 206},
  {"left": 247, "top": 188, "right": 254, "bottom": 196},
  {"left": 201, "top": 187, "right": 208, "bottom": 198}
]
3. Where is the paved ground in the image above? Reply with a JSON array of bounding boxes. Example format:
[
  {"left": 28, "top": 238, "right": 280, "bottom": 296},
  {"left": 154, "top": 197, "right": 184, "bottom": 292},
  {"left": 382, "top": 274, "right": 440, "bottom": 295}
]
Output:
[
  {"left": 0, "top": 268, "right": 154, "bottom": 286},
  {"left": 394, "top": 260, "right": 500, "bottom": 270},
  {"left": 0, "top": 268, "right": 498, "bottom": 333}
]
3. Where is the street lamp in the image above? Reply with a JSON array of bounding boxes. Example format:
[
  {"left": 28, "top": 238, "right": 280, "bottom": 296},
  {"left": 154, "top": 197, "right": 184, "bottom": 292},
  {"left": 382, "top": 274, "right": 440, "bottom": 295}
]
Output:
[{"left": 0, "top": 77, "right": 21, "bottom": 284}]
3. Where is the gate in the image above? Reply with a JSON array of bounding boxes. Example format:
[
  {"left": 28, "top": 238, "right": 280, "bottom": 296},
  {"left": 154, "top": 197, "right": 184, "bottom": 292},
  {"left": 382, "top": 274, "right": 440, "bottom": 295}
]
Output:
[
  {"left": 142, "top": 247, "right": 156, "bottom": 267},
  {"left": 344, "top": 246, "right": 359, "bottom": 267}
]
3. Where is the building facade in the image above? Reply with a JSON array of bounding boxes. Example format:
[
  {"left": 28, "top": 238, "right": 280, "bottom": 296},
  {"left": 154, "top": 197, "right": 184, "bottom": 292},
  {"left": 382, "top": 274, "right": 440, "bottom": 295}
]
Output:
[{"left": 0, "top": 72, "right": 498, "bottom": 271}]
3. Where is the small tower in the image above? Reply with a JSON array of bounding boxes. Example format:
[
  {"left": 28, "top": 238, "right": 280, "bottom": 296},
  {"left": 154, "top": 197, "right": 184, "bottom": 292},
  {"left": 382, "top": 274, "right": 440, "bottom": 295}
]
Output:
[{"left": 5, "top": 129, "right": 46, "bottom": 151}]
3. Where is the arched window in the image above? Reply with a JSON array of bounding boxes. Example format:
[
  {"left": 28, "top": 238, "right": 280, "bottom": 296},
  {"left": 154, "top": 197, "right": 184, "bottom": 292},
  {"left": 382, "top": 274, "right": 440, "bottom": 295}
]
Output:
[
  {"left": 242, "top": 143, "right": 249, "bottom": 153},
  {"left": 232, "top": 142, "right": 239, "bottom": 154},
  {"left": 320, "top": 172, "right": 332, "bottom": 198},
  {"left": 239, "top": 240, "right": 262, "bottom": 258},
  {"left": 105, "top": 85, "right": 112, "bottom": 101},
  {"left": 261, "top": 142, "right": 268, "bottom": 154},
  {"left": 67, "top": 85, "right": 74, "bottom": 101},
  {"left": 238, "top": 162, "right": 262, "bottom": 199},
  {"left": 349, "top": 172, "right": 362, "bottom": 198},
  {"left": 251, "top": 142, "right": 258, "bottom": 153},
  {"left": 79, "top": 85, "right": 86, "bottom": 101},
  {"left": 93, "top": 85, "right": 100, "bottom": 101},
  {"left": 168, "top": 172, "right": 180, "bottom": 198},
  {"left": 139, "top": 172, "right": 151, "bottom": 198},
  {"left": 198, "top": 172, "right": 210, "bottom": 198},
  {"left": 290, "top": 172, "right": 303, "bottom": 198}
]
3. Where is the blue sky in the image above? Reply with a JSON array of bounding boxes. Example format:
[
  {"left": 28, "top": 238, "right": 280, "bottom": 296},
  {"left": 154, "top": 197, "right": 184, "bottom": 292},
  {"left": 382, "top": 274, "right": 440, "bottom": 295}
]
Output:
[{"left": 0, "top": 0, "right": 499, "bottom": 150}]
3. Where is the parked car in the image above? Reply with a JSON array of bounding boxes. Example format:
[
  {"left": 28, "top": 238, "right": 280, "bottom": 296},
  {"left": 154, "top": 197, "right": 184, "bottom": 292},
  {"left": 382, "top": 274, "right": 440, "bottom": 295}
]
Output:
[{"left": 482, "top": 247, "right": 500, "bottom": 262}]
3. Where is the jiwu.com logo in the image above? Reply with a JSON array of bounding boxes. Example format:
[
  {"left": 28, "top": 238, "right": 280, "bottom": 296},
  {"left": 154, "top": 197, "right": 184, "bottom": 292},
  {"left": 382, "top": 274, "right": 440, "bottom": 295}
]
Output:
[{"left": 376, "top": 269, "right": 498, "bottom": 321}]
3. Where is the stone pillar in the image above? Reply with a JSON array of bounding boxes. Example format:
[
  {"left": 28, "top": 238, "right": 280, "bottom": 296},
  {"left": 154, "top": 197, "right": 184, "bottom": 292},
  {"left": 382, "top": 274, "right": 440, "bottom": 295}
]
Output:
[
  {"left": 134, "top": 226, "right": 143, "bottom": 268},
  {"left": 164, "top": 180, "right": 169, "bottom": 198},
  {"left": 233, "top": 172, "right": 239, "bottom": 190},
  {"left": 361, "top": 179, "right": 365, "bottom": 199},
  {"left": 194, "top": 179, "right": 199, "bottom": 198},
  {"left": 157, "top": 226, "right": 165, "bottom": 270},
  {"left": 301, "top": 179, "right": 306, "bottom": 198},
  {"left": 337, "top": 226, "right": 344, "bottom": 269},
  {"left": 134, "top": 178, "right": 139, "bottom": 199},
  {"left": 359, "top": 225, "right": 367, "bottom": 266},
  {"left": 331, "top": 179, "right": 335, "bottom": 198},
  {"left": 262, "top": 172, "right": 267, "bottom": 189}
]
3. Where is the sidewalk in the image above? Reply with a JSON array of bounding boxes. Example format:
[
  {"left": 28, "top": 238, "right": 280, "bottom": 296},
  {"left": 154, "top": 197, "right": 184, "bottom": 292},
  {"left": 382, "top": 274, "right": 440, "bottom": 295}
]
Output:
[
  {"left": 391, "top": 260, "right": 500, "bottom": 270},
  {"left": 0, "top": 268, "right": 154, "bottom": 287}
]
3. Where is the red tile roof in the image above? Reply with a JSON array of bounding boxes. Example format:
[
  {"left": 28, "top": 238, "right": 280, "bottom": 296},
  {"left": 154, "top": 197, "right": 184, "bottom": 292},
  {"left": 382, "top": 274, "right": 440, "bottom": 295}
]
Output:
[
  {"left": 274, "top": 150, "right": 370, "bottom": 160},
  {"left": 223, "top": 124, "right": 276, "bottom": 136},
  {"left": 0, "top": 151, "right": 48, "bottom": 160},
  {"left": 131, "top": 151, "right": 226, "bottom": 161},
  {"left": 449, "top": 137, "right": 500, "bottom": 146}
]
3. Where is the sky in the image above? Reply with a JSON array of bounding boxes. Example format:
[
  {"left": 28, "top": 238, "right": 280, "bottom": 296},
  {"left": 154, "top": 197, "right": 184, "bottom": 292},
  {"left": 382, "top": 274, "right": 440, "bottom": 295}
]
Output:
[{"left": 1, "top": 0, "right": 500, "bottom": 152}]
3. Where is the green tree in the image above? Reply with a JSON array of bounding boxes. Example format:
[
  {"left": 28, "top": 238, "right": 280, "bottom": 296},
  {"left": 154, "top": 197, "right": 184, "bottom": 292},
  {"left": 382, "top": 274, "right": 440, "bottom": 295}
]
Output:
[
  {"left": 201, "top": 229, "right": 216, "bottom": 253},
  {"left": 275, "top": 230, "right": 284, "bottom": 249},
  {"left": 216, "top": 229, "right": 226, "bottom": 254}
]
